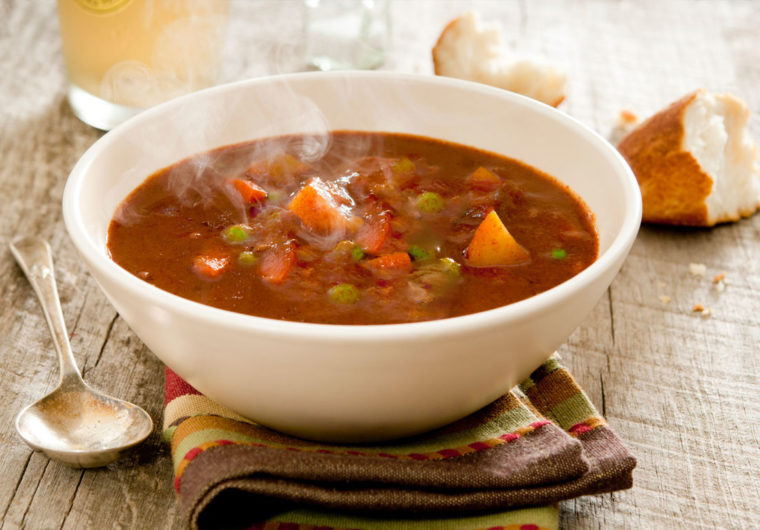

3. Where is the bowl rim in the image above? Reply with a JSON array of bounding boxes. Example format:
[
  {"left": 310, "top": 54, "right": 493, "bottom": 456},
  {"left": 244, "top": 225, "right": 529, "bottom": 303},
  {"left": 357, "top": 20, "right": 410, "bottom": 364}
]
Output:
[{"left": 62, "top": 71, "right": 641, "bottom": 343}]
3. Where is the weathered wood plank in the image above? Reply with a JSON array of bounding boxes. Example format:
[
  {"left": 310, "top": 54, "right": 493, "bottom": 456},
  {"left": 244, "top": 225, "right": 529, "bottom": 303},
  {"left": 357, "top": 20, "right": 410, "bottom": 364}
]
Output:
[{"left": 59, "top": 317, "right": 182, "bottom": 530}]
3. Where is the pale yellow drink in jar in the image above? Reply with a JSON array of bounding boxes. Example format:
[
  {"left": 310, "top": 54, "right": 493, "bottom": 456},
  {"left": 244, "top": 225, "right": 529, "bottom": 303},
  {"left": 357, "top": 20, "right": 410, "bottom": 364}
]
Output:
[{"left": 58, "top": 0, "right": 228, "bottom": 110}]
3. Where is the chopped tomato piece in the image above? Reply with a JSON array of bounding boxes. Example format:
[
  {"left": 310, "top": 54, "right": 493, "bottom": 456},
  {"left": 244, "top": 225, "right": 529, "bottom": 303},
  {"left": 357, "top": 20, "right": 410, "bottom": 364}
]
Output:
[
  {"left": 362, "top": 252, "right": 412, "bottom": 279},
  {"left": 467, "top": 167, "right": 501, "bottom": 192},
  {"left": 260, "top": 241, "right": 296, "bottom": 284},
  {"left": 466, "top": 210, "right": 530, "bottom": 266},
  {"left": 287, "top": 178, "right": 358, "bottom": 233},
  {"left": 230, "top": 178, "right": 267, "bottom": 203},
  {"left": 192, "top": 253, "right": 230, "bottom": 279},
  {"left": 355, "top": 210, "right": 390, "bottom": 254}
]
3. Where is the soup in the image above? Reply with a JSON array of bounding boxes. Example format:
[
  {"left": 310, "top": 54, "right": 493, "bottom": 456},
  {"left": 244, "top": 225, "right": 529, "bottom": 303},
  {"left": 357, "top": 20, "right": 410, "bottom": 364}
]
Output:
[{"left": 107, "top": 132, "right": 597, "bottom": 324}]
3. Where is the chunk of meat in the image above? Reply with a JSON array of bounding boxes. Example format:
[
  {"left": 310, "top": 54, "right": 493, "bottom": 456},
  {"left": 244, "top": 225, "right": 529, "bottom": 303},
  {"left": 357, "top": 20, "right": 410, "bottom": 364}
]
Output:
[
  {"left": 355, "top": 209, "right": 390, "bottom": 254},
  {"left": 260, "top": 241, "right": 296, "bottom": 284}
]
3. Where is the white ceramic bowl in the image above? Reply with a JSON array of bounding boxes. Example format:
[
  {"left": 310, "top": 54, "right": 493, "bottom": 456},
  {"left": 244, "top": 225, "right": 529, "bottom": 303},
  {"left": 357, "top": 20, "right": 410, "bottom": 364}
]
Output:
[{"left": 63, "top": 72, "right": 641, "bottom": 442}]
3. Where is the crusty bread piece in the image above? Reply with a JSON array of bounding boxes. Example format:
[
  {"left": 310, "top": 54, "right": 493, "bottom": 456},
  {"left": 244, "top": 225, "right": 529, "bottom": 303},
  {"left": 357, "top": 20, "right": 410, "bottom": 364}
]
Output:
[
  {"left": 618, "top": 90, "right": 760, "bottom": 226},
  {"left": 432, "top": 11, "right": 566, "bottom": 107}
]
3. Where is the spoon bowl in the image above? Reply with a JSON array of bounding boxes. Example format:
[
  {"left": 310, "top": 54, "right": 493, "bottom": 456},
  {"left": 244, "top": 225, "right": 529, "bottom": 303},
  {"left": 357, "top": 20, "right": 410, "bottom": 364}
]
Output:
[
  {"left": 10, "top": 236, "right": 153, "bottom": 468},
  {"left": 15, "top": 379, "right": 153, "bottom": 468}
]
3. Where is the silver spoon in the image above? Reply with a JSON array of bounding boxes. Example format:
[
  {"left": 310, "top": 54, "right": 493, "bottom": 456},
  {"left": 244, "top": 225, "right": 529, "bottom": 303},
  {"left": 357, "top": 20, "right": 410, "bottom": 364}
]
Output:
[{"left": 9, "top": 236, "right": 153, "bottom": 468}]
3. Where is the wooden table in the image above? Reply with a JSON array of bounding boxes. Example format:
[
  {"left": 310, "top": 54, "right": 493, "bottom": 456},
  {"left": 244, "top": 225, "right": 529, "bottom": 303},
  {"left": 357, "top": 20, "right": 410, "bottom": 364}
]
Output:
[{"left": 1, "top": 1, "right": 758, "bottom": 528}]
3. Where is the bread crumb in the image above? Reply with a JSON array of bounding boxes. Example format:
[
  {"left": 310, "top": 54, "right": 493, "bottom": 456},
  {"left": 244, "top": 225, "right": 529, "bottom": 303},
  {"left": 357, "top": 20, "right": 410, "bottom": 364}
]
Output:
[
  {"left": 712, "top": 272, "right": 727, "bottom": 292},
  {"left": 691, "top": 303, "right": 712, "bottom": 317},
  {"left": 657, "top": 281, "right": 666, "bottom": 289},
  {"left": 689, "top": 263, "right": 706, "bottom": 276},
  {"left": 610, "top": 110, "right": 641, "bottom": 145},
  {"left": 658, "top": 295, "right": 671, "bottom": 304},
  {"left": 620, "top": 110, "right": 638, "bottom": 124}
]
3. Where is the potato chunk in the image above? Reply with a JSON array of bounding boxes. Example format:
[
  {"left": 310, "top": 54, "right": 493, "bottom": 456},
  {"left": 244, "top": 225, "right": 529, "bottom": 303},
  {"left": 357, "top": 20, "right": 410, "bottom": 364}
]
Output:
[
  {"left": 466, "top": 210, "right": 529, "bottom": 266},
  {"left": 466, "top": 166, "right": 501, "bottom": 192}
]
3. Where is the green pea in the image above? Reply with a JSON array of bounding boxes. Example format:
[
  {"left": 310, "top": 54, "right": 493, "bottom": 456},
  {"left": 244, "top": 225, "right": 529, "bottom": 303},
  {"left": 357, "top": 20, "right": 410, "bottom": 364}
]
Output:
[
  {"left": 551, "top": 248, "right": 567, "bottom": 260},
  {"left": 328, "top": 283, "right": 360, "bottom": 304},
  {"left": 351, "top": 245, "right": 365, "bottom": 261},
  {"left": 238, "top": 251, "right": 257, "bottom": 266},
  {"left": 267, "top": 190, "right": 284, "bottom": 203},
  {"left": 223, "top": 224, "right": 249, "bottom": 243},
  {"left": 392, "top": 157, "right": 415, "bottom": 174},
  {"left": 417, "top": 192, "right": 444, "bottom": 214},
  {"left": 408, "top": 245, "right": 432, "bottom": 262},
  {"left": 334, "top": 240, "right": 364, "bottom": 261},
  {"left": 439, "top": 257, "right": 461, "bottom": 278}
]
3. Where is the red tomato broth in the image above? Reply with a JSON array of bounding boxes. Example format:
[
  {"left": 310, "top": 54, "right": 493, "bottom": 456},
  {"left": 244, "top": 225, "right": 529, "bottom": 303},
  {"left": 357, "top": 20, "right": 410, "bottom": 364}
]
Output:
[{"left": 107, "top": 132, "right": 598, "bottom": 325}]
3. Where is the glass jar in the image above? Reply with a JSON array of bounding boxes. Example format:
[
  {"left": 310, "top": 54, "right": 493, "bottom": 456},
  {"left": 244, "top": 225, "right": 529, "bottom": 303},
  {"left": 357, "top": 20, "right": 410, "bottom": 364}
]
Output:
[{"left": 303, "top": 0, "right": 390, "bottom": 71}]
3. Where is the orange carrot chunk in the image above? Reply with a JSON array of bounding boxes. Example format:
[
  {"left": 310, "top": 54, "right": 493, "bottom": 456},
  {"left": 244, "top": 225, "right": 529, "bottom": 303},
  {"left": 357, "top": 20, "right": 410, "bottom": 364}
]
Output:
[
  {"left": 356, "top": 210, "right": 390, "bottom": 254},
  {"left": 192, "top": 253, "right": 230, "bottom": 279},
  {"left": 466, "top": 210, "right": 530, "bottom": 266},
  {"left": 466, "top": 167, "right": 502, "bottom": 192},
  {"left": 287, "top": 178, "right": 357, "bottom": 233},
  {"left": 363, "top": 252, "right": 412, "bottom": 279},
  {"left": 260, "top": 241, "right": 296, "bottom": 284},
  {"left": 231, "top": 178, "right": 267, "bottom": 203}
]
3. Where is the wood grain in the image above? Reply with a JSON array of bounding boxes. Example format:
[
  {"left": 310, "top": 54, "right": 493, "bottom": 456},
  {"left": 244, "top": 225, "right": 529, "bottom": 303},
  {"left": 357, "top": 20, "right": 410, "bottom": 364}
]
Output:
[{"left": 1, "top": 1, "right": 759, "bottom": 529}]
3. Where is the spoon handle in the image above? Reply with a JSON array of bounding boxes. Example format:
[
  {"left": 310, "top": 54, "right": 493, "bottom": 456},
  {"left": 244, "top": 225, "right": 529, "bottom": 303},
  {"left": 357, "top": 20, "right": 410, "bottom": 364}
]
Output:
[{"left": 9, "top": 237, "right": 83, "bottom": 384}]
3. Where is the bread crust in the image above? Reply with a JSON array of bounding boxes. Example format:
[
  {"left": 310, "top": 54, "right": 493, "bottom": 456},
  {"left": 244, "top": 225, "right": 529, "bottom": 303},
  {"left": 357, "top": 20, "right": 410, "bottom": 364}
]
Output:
[
  {"left": 617, "top": 91, "right": 714, "bottom": 226},
  {"left": 432, "top": 17, "right": 460, "bottom": 76},
  {"left": 548, "top": 94, "right": 565, "bottom": 108},
  {"left": 432, "top": 13, "right": 565, "bottom": 108}
]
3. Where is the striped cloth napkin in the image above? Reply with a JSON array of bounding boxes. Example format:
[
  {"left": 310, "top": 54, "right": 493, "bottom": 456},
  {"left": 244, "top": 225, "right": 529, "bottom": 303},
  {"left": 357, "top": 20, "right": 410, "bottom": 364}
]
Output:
[{"left": 163, "top": 356, "right": 635, "bottom": 530}]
